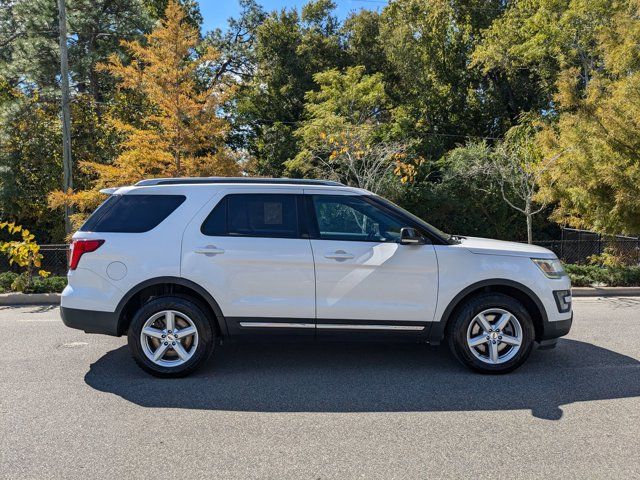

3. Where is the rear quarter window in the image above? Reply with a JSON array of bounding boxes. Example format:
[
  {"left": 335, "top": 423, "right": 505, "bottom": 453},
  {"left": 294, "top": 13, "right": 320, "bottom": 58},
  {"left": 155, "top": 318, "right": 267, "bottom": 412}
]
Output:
[{"left": 80, "top": 194, "right": 186, "bottom": 233}]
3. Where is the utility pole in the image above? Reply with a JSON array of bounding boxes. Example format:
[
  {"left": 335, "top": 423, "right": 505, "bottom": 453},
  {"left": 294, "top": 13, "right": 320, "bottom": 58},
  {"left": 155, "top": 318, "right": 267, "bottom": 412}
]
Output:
[{"left": 57, "top": 0, "right": 73, "bottom": 235}]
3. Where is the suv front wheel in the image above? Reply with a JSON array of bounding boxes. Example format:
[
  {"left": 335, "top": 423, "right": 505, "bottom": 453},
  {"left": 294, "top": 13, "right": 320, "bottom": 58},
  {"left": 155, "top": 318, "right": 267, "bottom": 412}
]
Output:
[
  {"left": 447, "top": 293, "right": 535, "bottom": 374},
  {"left": 128, "top": 296, "right": 215, "bottom": 377}
]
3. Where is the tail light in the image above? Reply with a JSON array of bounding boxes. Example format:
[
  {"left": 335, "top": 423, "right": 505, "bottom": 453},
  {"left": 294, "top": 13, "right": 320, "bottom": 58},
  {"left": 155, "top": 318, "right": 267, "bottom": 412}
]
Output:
[{"left": 69, "top": 239, "right": 105, "bottom": 270}]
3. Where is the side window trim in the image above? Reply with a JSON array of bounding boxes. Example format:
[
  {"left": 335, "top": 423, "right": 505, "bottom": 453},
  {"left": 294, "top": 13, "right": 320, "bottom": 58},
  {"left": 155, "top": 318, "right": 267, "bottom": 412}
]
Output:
[{"left": 200, "top": 193, "right": 306, "bottom": 239}]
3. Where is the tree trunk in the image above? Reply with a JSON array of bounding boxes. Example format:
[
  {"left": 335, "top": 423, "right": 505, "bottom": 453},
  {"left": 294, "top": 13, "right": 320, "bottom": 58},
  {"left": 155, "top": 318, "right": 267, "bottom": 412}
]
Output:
[{"left": 525, "top": 202, "right": 533, "bottom": 244}]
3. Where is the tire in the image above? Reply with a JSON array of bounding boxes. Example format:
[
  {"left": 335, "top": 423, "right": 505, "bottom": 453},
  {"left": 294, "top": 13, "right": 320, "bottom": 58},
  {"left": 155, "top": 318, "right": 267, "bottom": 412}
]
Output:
[
  {"left": 447, "top": 293, "right": 535, "bottom": 374},
  {"left": 127, "top": 295, "right": 215, "bottom": 378}
]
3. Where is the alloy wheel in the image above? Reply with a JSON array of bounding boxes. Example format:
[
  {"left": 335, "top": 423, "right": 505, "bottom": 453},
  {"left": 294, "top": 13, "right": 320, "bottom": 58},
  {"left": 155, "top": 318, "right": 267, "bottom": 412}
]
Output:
[
  {"left": 140, "top": 310, "right": 199, "bottom": 367},
  {"left": 466, "top": 308, "right": 523, "bottom": 365}
]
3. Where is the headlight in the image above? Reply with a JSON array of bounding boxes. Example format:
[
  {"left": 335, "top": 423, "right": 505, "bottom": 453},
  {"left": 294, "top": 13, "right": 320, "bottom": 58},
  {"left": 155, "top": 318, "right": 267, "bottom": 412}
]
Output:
[{"left": 532, "top": 258, "right": 566, "bottom": 279}]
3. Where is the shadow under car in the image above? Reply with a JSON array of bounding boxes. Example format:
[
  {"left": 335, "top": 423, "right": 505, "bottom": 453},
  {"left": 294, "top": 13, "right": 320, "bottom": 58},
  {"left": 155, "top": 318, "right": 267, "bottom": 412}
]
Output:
[{"left": 84, "top": 339, "right": 640, "bottom": 420}]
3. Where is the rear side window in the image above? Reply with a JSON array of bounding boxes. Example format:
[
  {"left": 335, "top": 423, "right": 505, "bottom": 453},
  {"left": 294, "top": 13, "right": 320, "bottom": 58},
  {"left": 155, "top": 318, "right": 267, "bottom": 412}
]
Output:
[
  {"left": 201, "top": 194, "right": 298, "bottom": 238},
  {"left": 80, "top": 194, "right": 186, "bottom": 233}
]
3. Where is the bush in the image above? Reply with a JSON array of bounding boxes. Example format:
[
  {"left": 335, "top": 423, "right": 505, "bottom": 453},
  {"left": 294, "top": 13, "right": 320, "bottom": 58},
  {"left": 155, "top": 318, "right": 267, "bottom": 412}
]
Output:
[
  {"left": 565, "top": 264, "right": 640, "bottom": 287},
  {"left": 0, "top": 271, "right": 19, "bottom": 293},
  {"left": 0, "top": 271, "right": 66, "bottom": 293},
  {"left": 23, "top": 275, "right": 67, "bottom": 294}
]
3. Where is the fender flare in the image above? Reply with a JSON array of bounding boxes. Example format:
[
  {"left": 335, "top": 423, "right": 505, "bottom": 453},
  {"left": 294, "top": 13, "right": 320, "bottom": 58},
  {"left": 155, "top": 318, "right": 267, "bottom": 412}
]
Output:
[
  {"left": 428, "top": 279, "right": 548, "bottom": 343},
  {"left": 115, "top": 276, "right": 227, "bottom": 336}
]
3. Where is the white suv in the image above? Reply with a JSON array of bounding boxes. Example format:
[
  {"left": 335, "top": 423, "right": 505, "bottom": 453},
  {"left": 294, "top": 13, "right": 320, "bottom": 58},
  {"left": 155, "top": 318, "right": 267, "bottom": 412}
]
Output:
[{"left": 60, "top": 178, "right": 572, "bottom": 377}]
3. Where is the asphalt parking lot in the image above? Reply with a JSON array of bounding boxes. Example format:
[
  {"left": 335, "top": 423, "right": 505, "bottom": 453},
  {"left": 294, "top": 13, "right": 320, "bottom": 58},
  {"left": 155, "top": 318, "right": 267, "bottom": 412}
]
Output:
[{"left": 1, "top": 297, "right": 639, "bottom": 479}]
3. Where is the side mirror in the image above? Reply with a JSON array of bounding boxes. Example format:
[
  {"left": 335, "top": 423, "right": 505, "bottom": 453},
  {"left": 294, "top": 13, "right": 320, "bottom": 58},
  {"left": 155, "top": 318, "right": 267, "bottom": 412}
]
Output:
[{"left": 400, "top": 227, "right": 426, "bottom": 245}]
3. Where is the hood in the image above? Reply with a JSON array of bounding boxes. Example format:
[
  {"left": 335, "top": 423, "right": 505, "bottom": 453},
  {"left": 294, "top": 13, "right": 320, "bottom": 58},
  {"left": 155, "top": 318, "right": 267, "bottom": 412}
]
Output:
[{"left": 458, "top": 236, "right": 556, "bottom": 259}]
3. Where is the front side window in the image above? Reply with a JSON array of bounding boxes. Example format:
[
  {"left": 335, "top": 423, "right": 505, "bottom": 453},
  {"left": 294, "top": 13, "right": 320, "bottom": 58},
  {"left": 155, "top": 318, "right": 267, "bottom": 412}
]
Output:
[
  {"left": 311, "top": 195, "right": 404, "bottom": 243},
  {"left": 80, "top": 194, "right": 186, "bottom": 233},
  {"left": 201, "top": 194, "right": 298, "bottom": 238}
]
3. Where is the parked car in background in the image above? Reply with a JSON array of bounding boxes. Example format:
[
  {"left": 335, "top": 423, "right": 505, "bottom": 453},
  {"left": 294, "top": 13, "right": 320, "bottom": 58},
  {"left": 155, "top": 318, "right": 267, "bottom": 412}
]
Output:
[{"left": 60, "top": 178, "right": 572, "bottom": 377}]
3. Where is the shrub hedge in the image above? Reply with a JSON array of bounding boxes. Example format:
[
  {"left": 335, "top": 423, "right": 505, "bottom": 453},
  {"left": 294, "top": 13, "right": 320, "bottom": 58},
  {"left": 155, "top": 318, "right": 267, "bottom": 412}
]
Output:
[
  {"left": 0, "top": 271, "right": 67, "bottom": 293},
  {"left": 564, "top": 264, "right": 640, "bottom": 287}
]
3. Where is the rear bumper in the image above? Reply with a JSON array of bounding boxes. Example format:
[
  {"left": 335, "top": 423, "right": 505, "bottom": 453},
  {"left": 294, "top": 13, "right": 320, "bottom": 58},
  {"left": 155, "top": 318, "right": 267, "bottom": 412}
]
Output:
[{"left": 60, "top": 306, "right": 120, "bottom": 336}]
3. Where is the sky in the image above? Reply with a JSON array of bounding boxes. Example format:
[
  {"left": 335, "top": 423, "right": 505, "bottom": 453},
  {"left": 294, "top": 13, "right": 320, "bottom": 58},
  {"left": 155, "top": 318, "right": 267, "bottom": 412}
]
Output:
[{"left": 199, "top": 0, "right": 388, "bottom": 32}]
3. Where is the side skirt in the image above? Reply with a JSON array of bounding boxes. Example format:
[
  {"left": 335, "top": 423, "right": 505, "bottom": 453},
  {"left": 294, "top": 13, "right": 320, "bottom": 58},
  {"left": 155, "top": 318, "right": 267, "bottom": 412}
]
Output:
[{"left": 226, "top": 317, "right": 432, "bottom": 342}]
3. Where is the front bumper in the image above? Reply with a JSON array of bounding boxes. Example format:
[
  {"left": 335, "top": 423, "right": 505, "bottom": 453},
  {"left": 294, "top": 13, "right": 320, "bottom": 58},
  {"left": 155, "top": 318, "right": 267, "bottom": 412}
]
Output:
[
  {"left": 60, "top": 306, "right": 120, "bottom": 336},
  {"left": 540, "top": 313, "right": 573, "bottom": 340},
  {"left": 536, "top": 311, "right": 573, "bottom": 349}
]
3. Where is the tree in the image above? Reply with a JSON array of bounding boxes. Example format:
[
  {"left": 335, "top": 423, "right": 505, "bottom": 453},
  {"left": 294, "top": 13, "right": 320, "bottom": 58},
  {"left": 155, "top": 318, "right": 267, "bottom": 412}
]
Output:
[
  {"left": 379, "top": 0, "right": 508, "bottom": 161},
  {"left": 203, "top": 0, "right": 266, "bottom": 86},
  {"left": 49, "top": 0, "right": 239, "bottom": 226},
  {"left": 448, "top": 119, "right": 557, "bottom": 243},
  {"left": 0, "top": 0, "right": 155, "bottom": 242},
  {"left": 292, "top": 66, "right": 412, "bottom": 193},
  {"left": 236, "top": 0, "right": 345, "bottom": 177},
  {"left": 535, "top": 0, "right": 640, "bottom": 235},
  {"left": 473, "top": 0, "right": 615, "bottom": 104}
]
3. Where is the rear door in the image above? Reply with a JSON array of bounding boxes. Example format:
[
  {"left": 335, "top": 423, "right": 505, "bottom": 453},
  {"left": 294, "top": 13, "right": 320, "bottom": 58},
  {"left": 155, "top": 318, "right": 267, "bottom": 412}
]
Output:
[
  {"left": 306, "top": 190, "right": 438, "bottom": 334},
  {"left": 181, "top": 188, "right": 316, "bottom": 336}
]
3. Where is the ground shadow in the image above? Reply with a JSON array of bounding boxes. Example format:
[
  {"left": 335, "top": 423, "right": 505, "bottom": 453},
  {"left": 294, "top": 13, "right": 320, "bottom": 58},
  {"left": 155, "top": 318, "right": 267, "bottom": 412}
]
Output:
[{"left": 84, "top": 339, "right": 640, "bottom": 420}]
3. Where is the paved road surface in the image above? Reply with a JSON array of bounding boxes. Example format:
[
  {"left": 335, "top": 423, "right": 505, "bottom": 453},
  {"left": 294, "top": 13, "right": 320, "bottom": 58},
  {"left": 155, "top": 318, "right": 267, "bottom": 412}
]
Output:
[{"left": 2, "top": 297, "right": 639, "bottom": 479}]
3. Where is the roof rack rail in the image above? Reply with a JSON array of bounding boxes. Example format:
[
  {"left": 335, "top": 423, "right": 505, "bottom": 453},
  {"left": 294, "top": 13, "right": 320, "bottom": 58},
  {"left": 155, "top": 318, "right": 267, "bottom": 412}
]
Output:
[{"left": 134, "top": 177, "right": 345, "bottom": 187}]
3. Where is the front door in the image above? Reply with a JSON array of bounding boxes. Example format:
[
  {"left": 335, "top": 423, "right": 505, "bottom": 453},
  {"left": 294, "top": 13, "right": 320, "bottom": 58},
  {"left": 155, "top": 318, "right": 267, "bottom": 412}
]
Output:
[
  {"left": 306, "top": 191, "right": 438, "bottom": 334},
  {"left": 181, "top": 189, "right": 316, "bottom": 336}
]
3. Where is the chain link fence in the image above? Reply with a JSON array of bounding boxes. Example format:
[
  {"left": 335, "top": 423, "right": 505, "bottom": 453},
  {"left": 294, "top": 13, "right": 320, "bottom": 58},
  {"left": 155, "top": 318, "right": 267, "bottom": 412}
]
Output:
[
  {"left": 534, "top": 229, "right": 640, "bottom": 265},
  {"left": 0, "top": 244, "right": 69, "bottom": 276},
  {"left": 39, "top": 244, "right": 70, "bottom": 275}
]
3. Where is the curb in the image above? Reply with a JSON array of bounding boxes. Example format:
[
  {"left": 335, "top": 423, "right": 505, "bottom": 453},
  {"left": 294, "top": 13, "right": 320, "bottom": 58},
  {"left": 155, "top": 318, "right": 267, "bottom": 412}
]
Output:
[
  {"left": 572, "top": 287, "right": 640, "bottom": 297},
  {"left": 0, "top": 293, "right": 61, "bottom": 306}
]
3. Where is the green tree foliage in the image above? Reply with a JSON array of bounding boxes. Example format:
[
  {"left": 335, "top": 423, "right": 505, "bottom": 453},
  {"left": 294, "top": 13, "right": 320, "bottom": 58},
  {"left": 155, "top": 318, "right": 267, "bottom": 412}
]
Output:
[
  {"left": 291, "top": 66, "right": 413, "bottom": 192},
  {"left": 537, "top": 1, "right": 640, "bottom": 234},
  {"left": 236, "top": 0, "right": 345, "bottom": 176}
]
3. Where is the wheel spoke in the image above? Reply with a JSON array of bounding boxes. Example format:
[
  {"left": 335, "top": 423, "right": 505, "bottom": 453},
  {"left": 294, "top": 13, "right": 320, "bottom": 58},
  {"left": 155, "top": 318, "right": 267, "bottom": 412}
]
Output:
[
  {"left": 142, "top": 327, "right": 164, "bottom": 339},
  {"left": 176, "top": 326, "right": 196, "bottom": 337},
  {"left": 500, "top": 334, "right": 521, "bottom": 346},
  {"left": 495, "top": 313, "right": 511, "bottom": 332},
  {"left": 173, "top": 342, "right": 190, "bottom": 361},
  {"left": 153, "top": 343, "right": 169, "bottom": 361},
  {"left": 468, "top": 335, "right": 489, "bottom": 347},
  {"left": 165, "top": 311, "right": 175, "bottom": 331},
  {"left": 488, "top": 342, "right": 499, "bottom": 363},
  {"left": 475, "top": 313, "right": 492, "bottom": 333}
]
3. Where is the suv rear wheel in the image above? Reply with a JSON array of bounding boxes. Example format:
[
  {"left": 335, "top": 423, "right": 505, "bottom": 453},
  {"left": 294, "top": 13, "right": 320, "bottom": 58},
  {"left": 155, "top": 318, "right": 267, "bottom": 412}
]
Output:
[
  {"left": 127, "top": 296, "right": 214, "bottom": 377},
  {"left": 447, "top": 293, "right": 535, "bottom": 374}
]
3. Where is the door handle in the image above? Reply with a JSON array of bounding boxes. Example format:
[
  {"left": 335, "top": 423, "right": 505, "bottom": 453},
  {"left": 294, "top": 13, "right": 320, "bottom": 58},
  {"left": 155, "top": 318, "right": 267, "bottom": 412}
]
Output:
[
  {"left": 194, "top": 245, "right": 225, "bottom": 255},
  {"left": 324, "top": 250, "right": 354, "bottom": 260}
]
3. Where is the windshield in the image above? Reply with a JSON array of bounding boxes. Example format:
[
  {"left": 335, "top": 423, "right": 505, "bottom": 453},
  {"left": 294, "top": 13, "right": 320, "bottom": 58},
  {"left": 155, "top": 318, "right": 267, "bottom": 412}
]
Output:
[{"left": 372, "top": 195, "right": 452, "bottom": 243}]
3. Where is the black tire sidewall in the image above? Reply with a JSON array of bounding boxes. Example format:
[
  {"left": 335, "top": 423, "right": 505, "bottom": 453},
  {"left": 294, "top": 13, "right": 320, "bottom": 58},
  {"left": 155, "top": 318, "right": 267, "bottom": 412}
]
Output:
[
  {"left": 127, "top": 296, "right": 214, "bottom": 377},
  {"left": 448, "top": 293, "right": 535, "bottom": 374}
]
